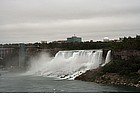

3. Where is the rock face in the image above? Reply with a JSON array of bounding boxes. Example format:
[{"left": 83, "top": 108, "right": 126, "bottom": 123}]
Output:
[
  {"left": 75, "top": 69, "right": 140, "bottom": 88},
  {"left": 112, "top": 50, "right": 140, "bottom": 60},
  {"left": 75, "top": 68, "right": 103, "bottom": 82},
  {"left": 75, "top": 50, "right": 140, "bottom": 88},
  {"left": 94, "top": 73, "right": 140, "bottom": 88}
]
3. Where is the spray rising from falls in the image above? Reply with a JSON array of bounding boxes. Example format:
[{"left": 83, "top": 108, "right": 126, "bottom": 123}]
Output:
[{"left": 26, "top": 50, "right": 111, "bottom": 80}]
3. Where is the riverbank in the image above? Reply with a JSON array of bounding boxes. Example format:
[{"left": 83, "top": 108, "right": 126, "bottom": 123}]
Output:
[
  {"left": 75, "top": 58, "right": 140, "bottom": 88},
  {"left": 75, "top": 69, "right": 140, "bottom": 88}
]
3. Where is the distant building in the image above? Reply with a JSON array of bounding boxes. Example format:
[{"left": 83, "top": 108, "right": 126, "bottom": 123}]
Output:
[
  {"left": 67, "top": 35, "right": 82, "bottom": 43},
  {"left": 103, "top": 37, "right": 109, "bottom": 42},
  {"left": 41, "top": 41, "right": 47, "bottom": 44}
]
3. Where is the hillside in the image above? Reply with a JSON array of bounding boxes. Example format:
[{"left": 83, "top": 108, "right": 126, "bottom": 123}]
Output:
[{"left": 75, "top": 52, "right": 140, "bottom": 88}]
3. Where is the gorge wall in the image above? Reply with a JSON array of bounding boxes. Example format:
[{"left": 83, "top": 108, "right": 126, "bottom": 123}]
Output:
[{"left": 76, "top": 49, "right": 140, "bottom": 88}]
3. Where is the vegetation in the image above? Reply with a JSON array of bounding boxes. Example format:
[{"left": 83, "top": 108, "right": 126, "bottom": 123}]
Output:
[
  {"left": 1, "top": 35, "right": 140, "bottom": 50},
  {"left": 36, "top": 35, "right": 140, "bottom": 50},
  {"left": 76, "top": 57, "right": 140, "bottom": 88},
  {"left": 102, "top": 57, "right": 140, "bottom": 75}
]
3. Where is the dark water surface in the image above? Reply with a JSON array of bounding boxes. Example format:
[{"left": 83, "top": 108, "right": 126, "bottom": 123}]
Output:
[{"left": 0, "top": 71, "right": 139, "bottom": 93}]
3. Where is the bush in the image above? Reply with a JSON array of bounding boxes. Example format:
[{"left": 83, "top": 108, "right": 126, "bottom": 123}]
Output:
[{"left": 102, "top": 58, "right": 140, "bottom": 75}]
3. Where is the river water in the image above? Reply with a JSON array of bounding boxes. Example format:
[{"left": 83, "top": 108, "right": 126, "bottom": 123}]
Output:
[{"left": 0, "top": 70, "right": 139, "bottom": 93}]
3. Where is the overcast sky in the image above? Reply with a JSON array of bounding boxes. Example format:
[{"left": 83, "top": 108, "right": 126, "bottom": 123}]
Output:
[{"left": 0, "top": 0, "right": 140, "bottom": 43}]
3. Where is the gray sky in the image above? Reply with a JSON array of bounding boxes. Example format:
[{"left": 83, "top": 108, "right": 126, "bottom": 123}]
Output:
[{"left": 0, "top": 0, "right": 140, "bottom": 43}]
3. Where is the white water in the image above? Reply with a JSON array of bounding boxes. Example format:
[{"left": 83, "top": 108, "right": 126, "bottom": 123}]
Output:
[
  {"left": 104, "top": 50, "right": 111, "bottom": 64},
  {"left": 26, "top": 50, "right": 111, "bottom": 79},
  {"left": 102, "top": 50, "right": 111, "bottom": 66}
]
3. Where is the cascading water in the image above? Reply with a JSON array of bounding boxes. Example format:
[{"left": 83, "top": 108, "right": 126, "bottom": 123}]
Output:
[
  {"left": 104, "top": 50, "right": 111, "bottom": 64},
  {"left": 102, "top": 50, "right": 111, "bottom": 66},
  {"left": 26, "top": 50, "right": 111, "bottom": 80}
]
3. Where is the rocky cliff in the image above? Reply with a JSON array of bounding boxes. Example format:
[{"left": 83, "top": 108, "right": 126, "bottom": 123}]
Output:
[{"left": 75, "top": 50, "right": 140, "bottom": 88}]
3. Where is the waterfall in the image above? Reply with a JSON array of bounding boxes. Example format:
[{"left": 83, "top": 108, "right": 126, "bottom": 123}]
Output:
[
  {"left": 101, "top": 50, "right": 111, "bottom": 67},
  {"left": 26, "top": 49, "right": 111, "bottom": 80},
  {"left": 105, "top": 50, "right": 111, "bottom": 64}
]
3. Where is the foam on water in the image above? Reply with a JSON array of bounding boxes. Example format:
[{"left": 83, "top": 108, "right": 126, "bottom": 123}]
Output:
[{"left": 26, "top": 49, "right": 111, "bottom": 79}]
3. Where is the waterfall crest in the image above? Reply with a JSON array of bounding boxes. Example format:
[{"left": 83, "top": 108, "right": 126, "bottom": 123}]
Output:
[{"left": 26, "top": 50, "right": 111, "bottom": 80}]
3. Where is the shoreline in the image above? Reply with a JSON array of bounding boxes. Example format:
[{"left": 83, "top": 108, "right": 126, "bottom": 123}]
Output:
[{"left": 75, "top": 67, "right": 140, "bottom": 88}]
